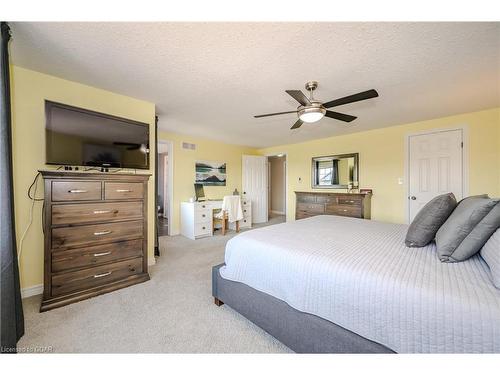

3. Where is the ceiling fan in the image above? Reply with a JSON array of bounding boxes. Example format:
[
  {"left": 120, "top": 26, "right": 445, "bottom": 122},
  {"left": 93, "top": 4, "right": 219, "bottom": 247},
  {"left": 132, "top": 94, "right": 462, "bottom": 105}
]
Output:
[{"left": 254, "top": 81, "right": 378, "bottom": 130}]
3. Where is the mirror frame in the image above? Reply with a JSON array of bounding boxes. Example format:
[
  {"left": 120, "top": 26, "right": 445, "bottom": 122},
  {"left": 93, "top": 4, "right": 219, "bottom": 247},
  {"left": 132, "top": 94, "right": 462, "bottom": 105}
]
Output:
[{"left": 311, "top": 153, "right": 359, "bottom": 189}]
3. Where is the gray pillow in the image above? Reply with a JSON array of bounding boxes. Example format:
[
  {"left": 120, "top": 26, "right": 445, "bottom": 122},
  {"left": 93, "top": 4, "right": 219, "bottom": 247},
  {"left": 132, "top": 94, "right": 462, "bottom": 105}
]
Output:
[
  {"left": 405, "top": 193, "right": 457, "bottom": 247},
  {"left": 436, "top": 196, "right": 500, "bottom": 262},
  {"left": 480, "top": 228, "right": 500, "bottom": 288}
]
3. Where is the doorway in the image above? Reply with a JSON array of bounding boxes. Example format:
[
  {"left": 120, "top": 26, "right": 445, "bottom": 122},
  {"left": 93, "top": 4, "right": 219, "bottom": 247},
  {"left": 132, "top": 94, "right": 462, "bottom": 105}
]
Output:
[
  {"left": 406, "top": 127, "right": 467, "bottom": 223},
  {"left": 267, "top": 154, "right": 287, "bottom": 223},
  {"left": 157, "top": 140, "right": 173, "bottom": 236}
]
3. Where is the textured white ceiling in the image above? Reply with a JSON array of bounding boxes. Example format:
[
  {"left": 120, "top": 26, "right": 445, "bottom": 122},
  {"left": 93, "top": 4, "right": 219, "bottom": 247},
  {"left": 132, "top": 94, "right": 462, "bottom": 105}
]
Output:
[{"left": 10, "top": 22, "right": 500, "bottom": 148}]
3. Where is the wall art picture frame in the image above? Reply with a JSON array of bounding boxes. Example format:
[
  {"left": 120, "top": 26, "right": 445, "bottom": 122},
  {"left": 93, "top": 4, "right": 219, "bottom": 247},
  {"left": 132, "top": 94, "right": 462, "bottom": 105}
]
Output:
[{"left": 195, "top": 161, "right": 226, "bottom": 186}]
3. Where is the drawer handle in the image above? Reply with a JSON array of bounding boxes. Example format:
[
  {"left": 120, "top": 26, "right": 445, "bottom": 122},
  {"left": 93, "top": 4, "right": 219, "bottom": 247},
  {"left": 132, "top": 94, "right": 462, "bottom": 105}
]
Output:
[
  {"left": 116, "top": 189, "right": 131, "bottom": 193},
  {"left": 94, "top": 230, "right": 112, "bottom": 236},
  {"left": 93, "top": 210, "right": 112, "bottom": 214},
  {"left": 202, "top": 226, "right": 206, "bottom": 230},
  {"left": 93, "top": 251, "right": 112, "bottom": 257},
  {"left": 93, "top": 271, "right": 112, "bottom": 278},
  {"left": 202, "top": 214, "right": 206, "bottom": 218},
  {"left": 342, "top": 209, "right": 348, "bottom": 212},
  {"left": 68, "top": 189, "right": 88, "bottom": 193}
]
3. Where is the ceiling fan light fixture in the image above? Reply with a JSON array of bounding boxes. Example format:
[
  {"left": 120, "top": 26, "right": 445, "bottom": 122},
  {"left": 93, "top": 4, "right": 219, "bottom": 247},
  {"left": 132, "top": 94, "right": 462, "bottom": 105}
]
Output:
[{"left": 298, "top": 106, "right": 326, "bottom": 123}]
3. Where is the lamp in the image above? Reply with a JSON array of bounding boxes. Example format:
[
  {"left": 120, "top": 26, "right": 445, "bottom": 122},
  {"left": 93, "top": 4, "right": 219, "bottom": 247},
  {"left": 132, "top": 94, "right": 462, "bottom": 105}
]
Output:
[{"left": 298, "top": 106, "right": 326, "bottom": 123}]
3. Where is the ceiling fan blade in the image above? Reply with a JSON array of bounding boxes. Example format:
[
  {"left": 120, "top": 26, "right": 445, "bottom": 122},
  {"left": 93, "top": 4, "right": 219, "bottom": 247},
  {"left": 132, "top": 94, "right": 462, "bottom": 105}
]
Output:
[
  {"left": 322, "top": 89, "right": 379, "bottom": 109},
  {"left": 285, "top": 90, "right": 311, "bottom": 106},
  {"left": 254, "top": 110, "right": 297, "bottom": 118},
  {"left": 324, "top": 110, "right": 357, "bottom": 122},
  {"left": 290, "top": 119, "right": 303, "bottom": 129}
]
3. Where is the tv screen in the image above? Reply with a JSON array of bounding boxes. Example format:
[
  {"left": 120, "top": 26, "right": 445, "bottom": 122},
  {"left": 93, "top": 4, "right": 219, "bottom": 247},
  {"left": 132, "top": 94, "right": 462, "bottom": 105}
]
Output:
[{"left": 45, "top": 101, "right": 150, "bottom": 169}]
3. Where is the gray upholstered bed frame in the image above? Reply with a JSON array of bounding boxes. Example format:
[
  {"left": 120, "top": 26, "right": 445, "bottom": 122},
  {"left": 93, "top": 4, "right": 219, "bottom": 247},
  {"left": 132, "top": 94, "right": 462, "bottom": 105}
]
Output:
[{"left": 212, "top": 264, "right": 394, "bottom": 353}]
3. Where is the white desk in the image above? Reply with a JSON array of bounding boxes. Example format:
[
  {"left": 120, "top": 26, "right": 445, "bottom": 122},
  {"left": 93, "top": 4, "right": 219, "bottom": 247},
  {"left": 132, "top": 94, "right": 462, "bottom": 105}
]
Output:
[{"left": 180, "top": 199, "right": 252, "bottom": 240}]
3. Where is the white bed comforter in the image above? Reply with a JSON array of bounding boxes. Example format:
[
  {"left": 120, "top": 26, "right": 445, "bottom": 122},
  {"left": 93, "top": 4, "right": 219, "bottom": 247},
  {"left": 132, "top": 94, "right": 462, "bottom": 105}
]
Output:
[{"left": 219, "top": 215, "right": 500, "bottom": 353}]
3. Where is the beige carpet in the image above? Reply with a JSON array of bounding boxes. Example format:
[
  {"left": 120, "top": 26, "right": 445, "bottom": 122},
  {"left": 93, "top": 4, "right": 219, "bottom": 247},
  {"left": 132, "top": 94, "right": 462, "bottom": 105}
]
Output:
[{"left": 18, "top": 215, "right": 292, "bottom": 353}]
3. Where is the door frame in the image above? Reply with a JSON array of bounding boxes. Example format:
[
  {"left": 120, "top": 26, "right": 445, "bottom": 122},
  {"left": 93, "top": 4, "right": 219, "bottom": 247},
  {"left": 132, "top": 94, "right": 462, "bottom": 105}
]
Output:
[
  {"left": 264, "top": 152, "right": 288, "bottom": 220},
  {"left": 157, "top": 139, "right": 174, "bottom": 236},
  {"left": 160, "top": 153, "right": 168, "bottom": 217},
  {"left": 404, "top": 125, "right": 469, "bottom": 224}
]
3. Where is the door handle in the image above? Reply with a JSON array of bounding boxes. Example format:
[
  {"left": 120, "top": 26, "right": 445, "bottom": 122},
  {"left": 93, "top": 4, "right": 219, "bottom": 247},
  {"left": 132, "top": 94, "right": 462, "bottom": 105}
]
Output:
[{"left": 410, "top": 196, "right": 416, "bottom": 200}]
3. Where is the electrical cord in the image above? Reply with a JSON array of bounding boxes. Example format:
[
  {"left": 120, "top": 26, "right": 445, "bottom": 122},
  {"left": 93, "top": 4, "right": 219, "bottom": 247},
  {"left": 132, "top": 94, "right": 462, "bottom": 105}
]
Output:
[
  {"left": 18, "top": 171, "right": 43, "bottom": 261},
  {"left": 27, "top": 171, "right": 44, "bottom": 201}
]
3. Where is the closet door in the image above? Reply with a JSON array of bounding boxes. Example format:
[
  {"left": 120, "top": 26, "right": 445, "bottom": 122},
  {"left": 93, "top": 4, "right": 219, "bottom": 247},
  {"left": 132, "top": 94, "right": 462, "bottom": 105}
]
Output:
[
  {"left": 242, "top": 155, "right": 268, "bottom": 223},
  {"left": 408, "top": 129, "right": 464, "bottom": 222}
]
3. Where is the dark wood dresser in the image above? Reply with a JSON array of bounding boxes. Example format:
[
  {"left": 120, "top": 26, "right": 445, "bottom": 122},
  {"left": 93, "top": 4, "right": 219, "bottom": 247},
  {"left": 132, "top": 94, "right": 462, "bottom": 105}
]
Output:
[
  {"left": 40, "top": 171, "right": 150, "bottom": 312},
  {"left": 295, "top": 191, "right": 372, "bottom": 220}
]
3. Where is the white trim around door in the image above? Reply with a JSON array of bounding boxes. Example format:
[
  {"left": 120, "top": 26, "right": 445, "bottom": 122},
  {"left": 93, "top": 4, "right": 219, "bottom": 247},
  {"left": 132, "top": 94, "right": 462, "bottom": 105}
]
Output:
[
  {"left": 404, "top": 125, "right": 469, "bottom": 224},
  {"left": 264, "top": 152, "right": 288, "bottom": 220},
  {"left": 158, "top": 139, "right": 174, "bottom": 235}
]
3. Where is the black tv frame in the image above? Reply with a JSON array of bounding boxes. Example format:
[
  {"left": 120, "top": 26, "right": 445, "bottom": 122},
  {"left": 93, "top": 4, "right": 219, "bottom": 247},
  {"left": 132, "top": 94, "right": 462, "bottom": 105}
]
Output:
[{"left": 45, "top": 100, "right": 150, "bottom": 170}]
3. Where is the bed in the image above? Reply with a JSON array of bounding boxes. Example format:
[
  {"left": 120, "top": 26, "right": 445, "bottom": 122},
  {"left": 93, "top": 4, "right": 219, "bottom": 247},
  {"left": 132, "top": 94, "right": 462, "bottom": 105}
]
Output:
[{"left": 212, "top": 215, "right": 500, "bottom": 353}]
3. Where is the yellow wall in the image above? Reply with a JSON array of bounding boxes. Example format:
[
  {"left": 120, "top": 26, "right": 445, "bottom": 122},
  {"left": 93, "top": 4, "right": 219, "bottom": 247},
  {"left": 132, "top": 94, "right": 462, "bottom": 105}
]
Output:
[
  {"left": 10, "top": 66, "right": 156, "bottom": 290},
  {"left": 158, "top": 131, "right": 256, "bottom": 234},
  {"left": 259, "top": 108, "right": 500, "bottom": 224}
]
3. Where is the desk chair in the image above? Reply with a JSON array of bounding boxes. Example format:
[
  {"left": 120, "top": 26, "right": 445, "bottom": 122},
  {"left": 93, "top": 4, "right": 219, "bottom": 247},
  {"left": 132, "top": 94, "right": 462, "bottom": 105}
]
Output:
[{"left": 213, "top": 196, "right": 243, "bottom": 235}]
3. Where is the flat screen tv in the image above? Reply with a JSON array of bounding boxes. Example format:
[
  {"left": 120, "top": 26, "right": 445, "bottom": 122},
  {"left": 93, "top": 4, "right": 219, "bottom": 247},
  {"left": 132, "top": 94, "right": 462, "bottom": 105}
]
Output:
[{"left": 45, "top": 101, "right": 150, "bottom": 169}]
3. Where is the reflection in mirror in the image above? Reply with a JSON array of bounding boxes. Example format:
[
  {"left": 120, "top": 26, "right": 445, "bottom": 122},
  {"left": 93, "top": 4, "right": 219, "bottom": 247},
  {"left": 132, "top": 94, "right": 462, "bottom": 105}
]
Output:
[{"left": 312, "top": 153, "right": 359, "bottom": 189}]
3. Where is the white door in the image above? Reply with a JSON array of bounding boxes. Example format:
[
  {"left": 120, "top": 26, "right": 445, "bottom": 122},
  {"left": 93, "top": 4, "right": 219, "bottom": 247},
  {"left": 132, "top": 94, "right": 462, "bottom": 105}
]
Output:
[
  {"left": 408, "top": 129, "right": 464, "bottom": 222},
  {"left": 243, "top": 155, "right": 268, "bottom": 223}
]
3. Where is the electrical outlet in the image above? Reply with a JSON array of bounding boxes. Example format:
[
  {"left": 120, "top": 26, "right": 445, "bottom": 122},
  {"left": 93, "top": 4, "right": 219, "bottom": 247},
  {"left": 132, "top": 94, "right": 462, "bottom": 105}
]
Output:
[{"left": 397, "top": 177, "right": 404, "bottom": 185}]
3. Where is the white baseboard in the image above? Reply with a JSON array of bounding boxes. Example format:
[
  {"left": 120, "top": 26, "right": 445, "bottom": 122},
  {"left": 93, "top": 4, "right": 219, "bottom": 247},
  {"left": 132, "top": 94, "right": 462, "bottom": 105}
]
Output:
[
  {"left": 22, "top": 284, "right": 43, "bottom": 299},
  {"left": 270, "top": 210, "right": 285, "bottom": 215}
]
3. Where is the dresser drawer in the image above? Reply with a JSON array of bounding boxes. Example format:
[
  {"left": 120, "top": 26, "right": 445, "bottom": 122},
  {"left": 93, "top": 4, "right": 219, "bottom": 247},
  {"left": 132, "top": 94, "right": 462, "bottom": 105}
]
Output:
[
  {"left": 194, "top": 222, "right": 211, "bottom": 237},
  {"left": 239, "top": 217, "right": 251, "bottom": 228},
  {"left": 52, "top": 220, "right": 143, "bottom": 250},
  {"left": 315, "top": 195, "right": 336, "bottom": 204},
  {"left": 51, "top": 239, "right": 143, "bottom": 273},
  {"left": 242, "top": 206, "right": 251, "bottom": 217},
  {"left": 337, "top": 197, "right": 362, "bottom": 206},
  {"left": 51, "top": 257, "right": 143, "bottom": 297},
  {"left": 297, "top": 202, "right": 325, "bottom": 213},
  {"left": 52, "top": 201, "right": 143, "bottom": 226},
  {"left": 195, "top": 202, "right": 211, "bottom": 210},
  {"left": 296, "top": 212, "right": 317, "bottom": 220},
  {"left": 104, "top": 182, "right": 143, "bottom": 200},
  {"left": 195, "top": 209, "right": 211, "bottom": 223},
  {"left": 52, "top": 181, "right": 101, "bottom": 202},
  {"left": 296, "top": 194, "right": 316, "bottom": 203},
  {"left": 326, "top": 205, "right": 362, "bottom": 218}
]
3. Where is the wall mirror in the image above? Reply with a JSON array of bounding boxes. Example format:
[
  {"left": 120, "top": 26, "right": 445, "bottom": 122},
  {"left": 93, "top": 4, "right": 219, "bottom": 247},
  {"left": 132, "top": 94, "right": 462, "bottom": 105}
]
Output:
[{"left": 311, "top": 153, "right": 359, "bottom": 189}]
